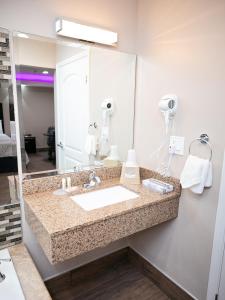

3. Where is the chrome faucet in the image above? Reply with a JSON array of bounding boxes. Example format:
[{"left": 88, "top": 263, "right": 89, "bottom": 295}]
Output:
[
  {"left": 83, "top": 171, "right": 101, "bottom": 189},
  {"left": 0, "top": 258, "right": 11, "bottom": 283}
]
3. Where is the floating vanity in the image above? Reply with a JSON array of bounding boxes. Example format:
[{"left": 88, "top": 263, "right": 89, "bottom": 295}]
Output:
[{"left": 23, "top": 167, "right": 181, "bottom": 264}]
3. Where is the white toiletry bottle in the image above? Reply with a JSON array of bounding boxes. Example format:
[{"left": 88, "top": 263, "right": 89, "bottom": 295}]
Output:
[
  {"left": 120, "top": 149, "right": 140, "bottom": 185},
  {"left": 62, "top": 178, "right": 66, "bottom": 190},
  {"left": 66, "top": 177, "right": 71, "bottom": 190}
]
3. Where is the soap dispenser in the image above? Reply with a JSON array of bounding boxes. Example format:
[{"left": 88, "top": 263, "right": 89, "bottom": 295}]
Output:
[{"left": 120, "top": 149, "right": 140, "bottom": 185}]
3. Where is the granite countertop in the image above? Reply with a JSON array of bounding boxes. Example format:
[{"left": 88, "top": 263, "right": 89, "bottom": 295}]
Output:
[
  {"left": 9, "top": 244, "right": 51, "bottom": 300},
  {"left": 23, "top": 167, "right": 181, "bottom": 263},
  {"left": 24, "top": 178, "right": 180, "bottom": 236}
]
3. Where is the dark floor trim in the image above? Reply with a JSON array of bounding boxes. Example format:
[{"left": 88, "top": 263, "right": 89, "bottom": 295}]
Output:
[
  {"left": 128, "top": 248, "right": 194, "bottom": 300},
  {"left": 46, "top": 247, "right": 194, "bottom": 300}
]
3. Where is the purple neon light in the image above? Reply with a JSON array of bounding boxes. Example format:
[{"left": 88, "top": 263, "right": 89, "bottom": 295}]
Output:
[{"left": 16, "top": 72, "right": 54, "bottom": 83}]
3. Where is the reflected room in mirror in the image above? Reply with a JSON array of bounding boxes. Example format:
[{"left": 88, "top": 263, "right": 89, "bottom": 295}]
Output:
[
  {"left": 13, "top": 32, "right": 136, "bottom": 179},
  {"left": 0, "top": 28, "right": 19, "bottom": 206}
]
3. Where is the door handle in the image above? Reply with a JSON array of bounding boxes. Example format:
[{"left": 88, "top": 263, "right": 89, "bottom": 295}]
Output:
[{"left": 57, "top": 142, "right": 64, "bottom": 149}]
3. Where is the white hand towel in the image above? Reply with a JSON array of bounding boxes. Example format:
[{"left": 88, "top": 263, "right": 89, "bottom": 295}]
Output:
[
  {"left": 180, "top": 155, "right": 205, "bottom": 188},
  {"left": 84, "top": 134, "right": 97, "bottom": 156},
  {"left": 180, "top": 155, "right": 212, "bottom": 195},
  {"left": 191, "top": 159, "right": 210, "bottom": 194},
  {"left": 205, "top": 161, "right": 213, "bottom": 188}
]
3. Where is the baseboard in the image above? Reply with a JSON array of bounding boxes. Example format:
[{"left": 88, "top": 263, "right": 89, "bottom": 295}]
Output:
[
  {"left": 45, "top": 246, "right": 195, "bottom": 300},
  {"left": 128, "top": 247, "right": 195, "bottom": 300}
]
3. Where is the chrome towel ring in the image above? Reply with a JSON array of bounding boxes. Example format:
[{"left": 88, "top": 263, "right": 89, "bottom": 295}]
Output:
[
  {"left": 88, "top": 122, "right": 98, "bottom": 134},
  {"left": 189, "top": 134, "right": 212, "bottom": 161}
]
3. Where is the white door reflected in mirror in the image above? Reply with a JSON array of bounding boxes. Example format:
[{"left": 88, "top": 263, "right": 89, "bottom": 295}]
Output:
[{"left": 56, "top": 52, "right": 89, "bottom": 172}]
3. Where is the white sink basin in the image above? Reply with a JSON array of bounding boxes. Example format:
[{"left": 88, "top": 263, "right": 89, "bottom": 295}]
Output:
[
  {"left": 0, "top": 249, "right": 25, "bottom": 300},
  {"left": 71, "top": 185, "right": 139, "bottom": 211}
]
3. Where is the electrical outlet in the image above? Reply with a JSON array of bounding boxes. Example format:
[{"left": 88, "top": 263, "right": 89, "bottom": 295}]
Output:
[{"left": 169, "top": 136, "right": 185, "bottom": 155}]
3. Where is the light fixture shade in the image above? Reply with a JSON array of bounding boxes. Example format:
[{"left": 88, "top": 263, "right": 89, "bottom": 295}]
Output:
[{"left": 55, "top": 18, "right": 118, "bottom": 46}]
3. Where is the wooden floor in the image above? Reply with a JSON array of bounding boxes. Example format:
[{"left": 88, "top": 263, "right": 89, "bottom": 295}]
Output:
[{"left": 46, "top": 255, "right": 169, "bottom": 300}]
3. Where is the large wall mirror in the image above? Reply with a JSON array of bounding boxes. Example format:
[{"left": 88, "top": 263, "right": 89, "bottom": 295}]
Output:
[
  {"left": 0, "top": 28, "right": 19, "bottom": 206},
  {"left": 13, "top": 32, "right": 136, "bottom": 179}
]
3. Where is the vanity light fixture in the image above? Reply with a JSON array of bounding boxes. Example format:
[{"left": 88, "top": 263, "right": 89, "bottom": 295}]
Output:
[
  {"left": 55, "top": 18, "right": 118, "bottom": 46},
  {"left": 16, "top": 32, "right": 29, "bottom": 39},
  {"left": 42, "top": 70, "right": 49, "bottom": 74}
]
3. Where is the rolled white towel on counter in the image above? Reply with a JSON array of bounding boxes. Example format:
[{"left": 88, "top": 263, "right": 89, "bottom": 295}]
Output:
[{"left": 180, "top": 155, "right": 212, "bottom": 194}]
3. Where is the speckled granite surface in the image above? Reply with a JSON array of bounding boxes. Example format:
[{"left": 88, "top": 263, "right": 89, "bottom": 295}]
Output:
[
  {"left": 23, "top": 167, "right": 181, "bottom": 264},
  {"left": 22, "top": 166, "right": 121, "bottom": 195},
  {"left": 9, "top": 244, "right": 51, "bottom": 300}
]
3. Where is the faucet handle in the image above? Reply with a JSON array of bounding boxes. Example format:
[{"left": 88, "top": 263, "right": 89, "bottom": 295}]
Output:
[
  {"left": 89, "top": 170, "right": 96, "bottom": 181},
  {"left": 95, "top": 175, "right": 101, "bottom": 184}
]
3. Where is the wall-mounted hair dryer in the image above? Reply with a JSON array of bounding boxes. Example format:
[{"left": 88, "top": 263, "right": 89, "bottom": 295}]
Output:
[
  {"left": 159, "top": 94, "right": 178, "bottom": 133},
  {"left": 101, "top": 98, "right": 114, "bottom": 115}
]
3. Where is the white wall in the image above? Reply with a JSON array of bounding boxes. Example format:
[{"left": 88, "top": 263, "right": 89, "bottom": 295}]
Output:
[
  {"left": 89, "top": 46, "right": 136, "bottom": 161},
  {"left": 14, "top": 37, "right": 56, "bottom": 69},
  {"left": 56, "top": 43, "right": 85, "bottom": 63},
  {"left": 21, "top": 86, "right": 54, "bottom": 148},
  {"left": 129, "top": 1, "right": 225, "bottom": 299}
]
